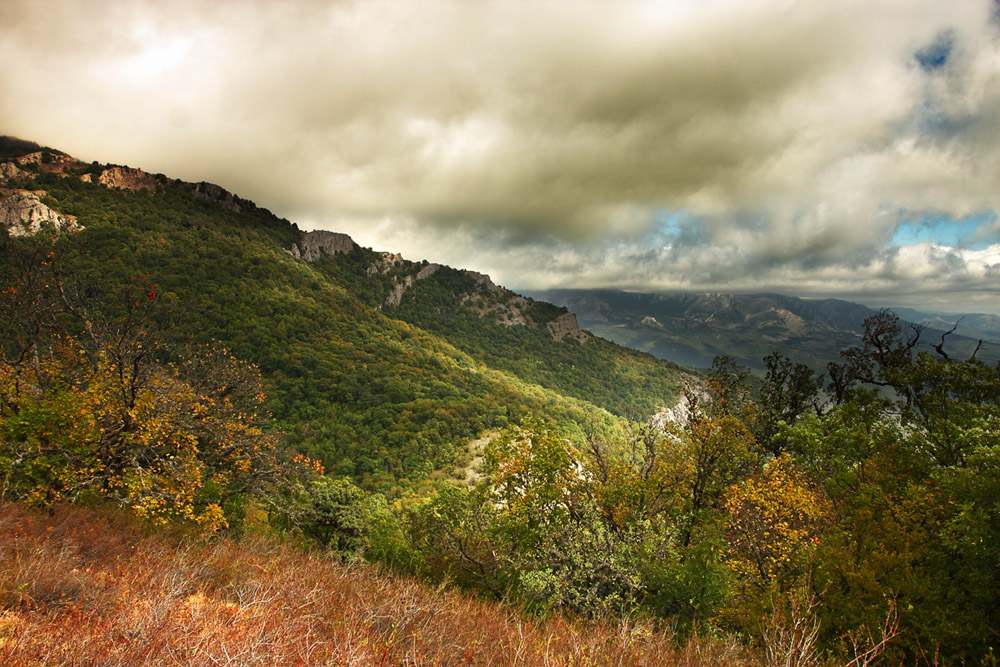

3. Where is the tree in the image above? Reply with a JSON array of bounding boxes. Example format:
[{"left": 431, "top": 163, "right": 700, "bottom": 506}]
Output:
[
  {"left": 0, "top": 237, "right": 298, "bottom": 529},
  {"left": 723, "top": 455, "right": 827, "bottom": 592},
  {"left": 677, "top": 410, "right": 758, "bottom": 549},
  {"left": 754, "top": 352, "right": 821, "bottom": 454},
  {"left": 301, "top": 477, "right": 369, "bottom": 554},
  {"left": 706, "top": 354, "right": 753, "bottom": 418}
]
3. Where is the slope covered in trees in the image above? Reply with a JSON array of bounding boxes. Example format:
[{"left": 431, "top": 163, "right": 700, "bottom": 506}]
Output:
[
  {"left": 408, "top": 313, "right": 999, "bottom": 663},
  {"left": 0, "top": 141, "right": 685, "bottom": 497}
]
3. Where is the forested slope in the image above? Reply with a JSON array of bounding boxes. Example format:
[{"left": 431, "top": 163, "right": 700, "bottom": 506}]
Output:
[{"left": 0, "top": 140, "right": 685, "bottom": 495}]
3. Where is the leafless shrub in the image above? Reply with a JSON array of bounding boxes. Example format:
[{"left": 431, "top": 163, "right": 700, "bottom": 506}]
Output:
[
  {"left": 846, "top": 598, "right": 901, "bottom": 667},
  {"left": 762, "top": 586, "right": 823, "bottom": 667}
]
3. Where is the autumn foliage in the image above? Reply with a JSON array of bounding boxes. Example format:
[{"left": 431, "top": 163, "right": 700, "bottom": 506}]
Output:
[{"left": 0, "top": 237, "right": 301, "bottom": 530}]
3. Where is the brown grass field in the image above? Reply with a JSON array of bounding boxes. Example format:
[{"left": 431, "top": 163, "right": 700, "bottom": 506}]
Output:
[{"left": 0, "top": 503, "right": 765, "bottom": 666}]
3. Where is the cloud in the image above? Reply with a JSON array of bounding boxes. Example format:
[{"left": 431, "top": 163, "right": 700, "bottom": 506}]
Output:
[{"left": 2, "top": 0, "right": 998, "bottom": 311}]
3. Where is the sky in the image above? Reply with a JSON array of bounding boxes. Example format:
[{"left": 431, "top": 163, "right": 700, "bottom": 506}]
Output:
[{"left": 2, "top": 0, "right": 999, "bottom": 314}]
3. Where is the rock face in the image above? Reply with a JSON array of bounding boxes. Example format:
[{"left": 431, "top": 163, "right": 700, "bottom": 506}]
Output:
[
  {"left": 385, "top": 263, "right": 441, "bottom": 308},
  {"left": 0, "top": 162, "right": 25, "bottom": 181},
  {"left": 463, "top": 290, "right": 529, "bottom": 327},
  {"left": 416, "top": 263, "right": 441, "bottom": 281},
  {"left": 546, "top": 312, "right": 589, "bottom": 343},
  {"left": 13, "top": 152, "right": 44, "bottom": 166},
  {"left": 14, "top": 151, "right": 74, "bottom": 167},
  {"left": 1, "top": 192, "right": 81, "bottom": 237},
  {"left": 191, "top": 182, "right": 247, "bottom": 212},
  {"left": 491, "top": 297, "right": 529, "bottom": 327},
  {"left": 98, "top": 166, "right": 156, "bottom": 191},
  {"left": 385, "top": 275, "right": 416, "bottom": 308},
  {"left": 650, "top": 384, "right": 705, "bottom": 429},
  {"left": 289, "top": 231, "right": 357, "bottom": 262},
  {"left": 366, "top": 252, "right": 405, "bottom": 276},
  {"left": 462, "top": 270, "right": 499, "bottom": 292}
]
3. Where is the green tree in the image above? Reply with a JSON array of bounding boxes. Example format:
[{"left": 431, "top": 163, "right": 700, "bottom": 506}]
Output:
[
  {"left": 301, "top": 477, "right": 370, "bottom": 554},
  {"left": 754, "top": 351, "right": 821, "bottom": 454}
]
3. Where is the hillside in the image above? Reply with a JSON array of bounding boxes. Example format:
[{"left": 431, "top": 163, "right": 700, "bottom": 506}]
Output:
[
  {"left": 0, "top": 138, "right": 686, "bottom": 495},
  {"left": 530, "top": 289, "right": 998, "bottom": 372}
]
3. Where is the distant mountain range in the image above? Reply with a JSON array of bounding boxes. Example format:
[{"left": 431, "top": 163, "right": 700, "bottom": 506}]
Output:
[
  {"left": 889, "top": 307, "right": 1000, "bottom": 346},
  {"left": 528, "top": 289, "right": 1000, "bottom": 372}
]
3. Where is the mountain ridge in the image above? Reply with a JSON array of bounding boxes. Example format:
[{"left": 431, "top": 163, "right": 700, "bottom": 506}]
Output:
[
  {"left": 0, "top": 135, "right": 594, "bottom": 348},
  {"left": 0, "top": 136, "right": 687, "bottom": 494},
  {"left": 529, "top": 288, "right": 998, "bottom": 372}
]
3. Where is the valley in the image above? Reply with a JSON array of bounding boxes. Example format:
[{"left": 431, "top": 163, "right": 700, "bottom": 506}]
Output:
[{"left": 531, "top": 288, "right": 1000, "bottom": 372}]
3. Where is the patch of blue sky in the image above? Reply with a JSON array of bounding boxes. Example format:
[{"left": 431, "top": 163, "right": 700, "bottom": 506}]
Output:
[
  {"left": 891, "top": 211, "right": 999, "bottom": 249},
  {"left": 915, "top": 29, "right": 954, "bottom": 72},
  {"left": 650, "top": 209, "right": 709, "bottom": 246},
  {"left": 652, "top": 209, "right": 687, "bottom": 237}
]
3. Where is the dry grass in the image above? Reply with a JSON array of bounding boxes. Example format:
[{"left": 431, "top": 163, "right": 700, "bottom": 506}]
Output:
[{"left": 0, "top": 503, "right": 762, "bottom": 666}]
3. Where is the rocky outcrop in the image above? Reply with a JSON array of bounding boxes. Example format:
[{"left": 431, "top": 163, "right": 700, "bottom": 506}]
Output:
[
  {"left": 416, "top": 263, "right": 441, "bottom": 280},
  {"left": 462, "top": 270, "right": 500, "bottom": 292},
  {"left": 1, "top": 192, "right": 81, "bottom": 237},
  {"left": 463, "top": 291, "right": 529, "bottom": 327},
  {"left": 191, "top": 182, "right": 248, "bottom": 212},
  {"left": 491, "top": 298, "right": 529, "bottom": 327},
  {"left": 98, "top": 166, "right": 156, "bottom": 191},
  {"left": 650, "top": 382, "right": 704, "bottom": 429},
  {"left": 2, "top": 152, "right": 84, "bottom": 184},
  {"left": 0, "top": 162, "right": 25, "bottom": 182},
  {"left": 384, "top": 263, "right": 441, "bottom": 308},
  {"left": 13, "top": 152, "right": 44, "bottom": 166},
  {"left": 289, "top": 231, "right": 357, "bottom": 262},
  {"left": 546, "top": 312, "right": 589, "bottom": 343},
  {"left": 385, "top": 275, "right": 415, "bottom": 308},
  {"left": 367, "top": 252, "right": 405, "bottom": 275},
  {"left": 14, "top": 151, "right": 74, "bottom": 167}
]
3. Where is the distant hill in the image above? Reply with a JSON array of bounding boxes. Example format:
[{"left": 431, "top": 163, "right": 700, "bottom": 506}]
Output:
[
  {"left": 890, "top": 307, "right": 1000, "bottom": 346},
  {"left": 529, "top": 289, "right": 999, "bottom": 372}
]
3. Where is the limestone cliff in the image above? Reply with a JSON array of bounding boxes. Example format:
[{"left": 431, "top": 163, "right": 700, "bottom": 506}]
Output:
[
  {"left": 462, "top": 270, "right": 501, "bottom": 293},
  {"left": 97, "top": 166, "right": 157, "bottom": 191},
  {"left": 384, "top": 263, "right": 441, "bottom": 308},
  {"left": 546, "top": 312, "right": 589, "bottom": 343},
  {"left": 191, "top": 182, "right": 249, "bottom": 212},
  {"left": 0, "top": 162, "right": 25, "bottom": 181},
  {"left": 288, "top": 231, "right": 357, "bottom": 262},
  {"left": 367, "top": 252, "right": 405, "bottom": 276},
  {"left": 1, "top": 191, "right": 81, "bottom": 237}
]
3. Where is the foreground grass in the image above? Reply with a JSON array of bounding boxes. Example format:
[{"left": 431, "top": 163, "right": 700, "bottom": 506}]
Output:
[{"left": 0, "top": 504, "right": 760, "bottom": 666}]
